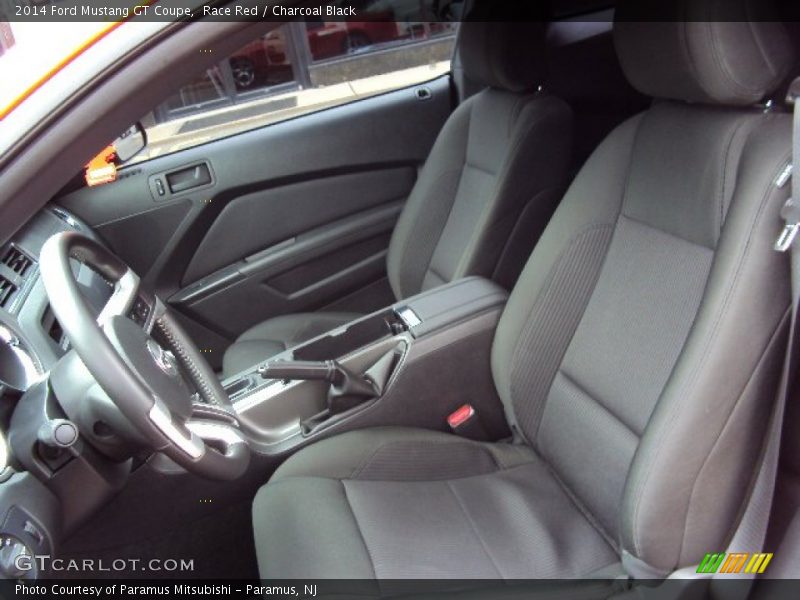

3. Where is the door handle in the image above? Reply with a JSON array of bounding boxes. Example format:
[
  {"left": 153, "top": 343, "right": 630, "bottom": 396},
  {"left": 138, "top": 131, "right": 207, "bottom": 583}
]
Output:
[{"left": 166, "top": 162, "right": 212, "bottom": 194}]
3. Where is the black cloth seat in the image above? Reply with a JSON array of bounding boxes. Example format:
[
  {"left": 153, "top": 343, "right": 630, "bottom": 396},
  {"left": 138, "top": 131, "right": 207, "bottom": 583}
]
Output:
[{"left": 252, "top": 4, "right": 795, "bottom": 580}]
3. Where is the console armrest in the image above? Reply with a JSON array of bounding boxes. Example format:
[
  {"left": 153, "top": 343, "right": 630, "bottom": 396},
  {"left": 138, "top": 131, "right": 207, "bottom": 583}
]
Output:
[{"left": 395, "top": 277, "right": 508, "bottom": 338}]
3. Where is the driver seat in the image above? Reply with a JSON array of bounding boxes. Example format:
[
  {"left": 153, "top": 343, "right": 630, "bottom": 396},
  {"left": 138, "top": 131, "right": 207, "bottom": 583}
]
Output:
[{"left": 252, "top": 7, "right": 795, "bottom": 579}]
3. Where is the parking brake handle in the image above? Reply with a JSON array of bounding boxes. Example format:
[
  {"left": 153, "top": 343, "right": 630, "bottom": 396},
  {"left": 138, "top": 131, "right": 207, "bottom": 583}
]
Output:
[{"left": 259, "top": 360, "right": 377, "bottom": 414}]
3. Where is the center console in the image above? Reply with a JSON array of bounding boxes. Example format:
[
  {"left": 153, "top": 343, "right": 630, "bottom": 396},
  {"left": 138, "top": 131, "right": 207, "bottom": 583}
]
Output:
[{"left": 222, "top": 277, "right": 511, "bottom": 455}]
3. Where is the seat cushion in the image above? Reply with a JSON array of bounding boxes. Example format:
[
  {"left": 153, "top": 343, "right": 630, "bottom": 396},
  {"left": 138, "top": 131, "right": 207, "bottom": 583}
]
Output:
[
  {"left": 221, "top": 312, "right": 360, "bottom": 377},
  {"left": 252, "top": 428, "right": 618, "bottom": 579}
]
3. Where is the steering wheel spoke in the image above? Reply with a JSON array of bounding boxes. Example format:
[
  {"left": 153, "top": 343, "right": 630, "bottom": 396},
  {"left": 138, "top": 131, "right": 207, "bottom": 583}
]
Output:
[
  {"left": 97, "top": 266, "right": 140, "bottom": 327},
  {"left": 149, "top": 398, "right": 205, "bottom": 459},
  {"left": 150, "top": 398, "right": 249, "bottom": 480}
]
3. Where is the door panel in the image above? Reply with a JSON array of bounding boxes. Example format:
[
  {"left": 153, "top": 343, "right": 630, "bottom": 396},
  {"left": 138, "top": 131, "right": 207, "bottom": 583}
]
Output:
[
  {"left": 183, "top": 166, "right": 414, "bottom": 284},
  {"left": 56, "top": 76, "right": 452, "bottom": 367},
  {"left": 172, "top": 202, "right": 402, "bottom": 339}
]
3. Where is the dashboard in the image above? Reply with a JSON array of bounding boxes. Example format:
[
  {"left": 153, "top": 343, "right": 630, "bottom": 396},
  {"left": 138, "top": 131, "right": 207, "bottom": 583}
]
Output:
[
  {"left": 0, "top": 207, "right": 158, "bottom": 579},
  {"left": 0, "top": 206, "right": 110, "bottom": 400},
  {"left": 0, "top": 206, "right": 119, "bottom": 579}
]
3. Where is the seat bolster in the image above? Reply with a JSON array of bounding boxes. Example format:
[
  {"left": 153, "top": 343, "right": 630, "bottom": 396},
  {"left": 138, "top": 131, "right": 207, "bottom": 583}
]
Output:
[
  {"left": 621, "top": 115, "right": 793, "bottom": 571},
  {"left": 452, "top": 94, "right": 574, "bottom": 286},
  {"left": 492, "top": 114, "right": 642, "bottom": 426},
  {"left": 386, "top": 99, "right": 473, "bottom": 299},
  {"left": 271, "top": 427, "right": 537, "bottom": 484}
]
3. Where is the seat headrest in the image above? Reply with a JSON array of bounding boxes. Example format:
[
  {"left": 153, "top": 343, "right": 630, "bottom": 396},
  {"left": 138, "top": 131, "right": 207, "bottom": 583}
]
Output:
[
  {"left": 459, "top": 20, "right": 547, "bottom": 92},
  {"left": 614, "top": 0, "right": 795, "bottom": 106}
]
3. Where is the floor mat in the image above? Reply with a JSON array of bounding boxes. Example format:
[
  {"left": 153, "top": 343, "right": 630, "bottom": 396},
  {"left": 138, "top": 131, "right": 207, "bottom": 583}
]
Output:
[{"left": 51, "top": 501, "right": 258, "bottom": 579}]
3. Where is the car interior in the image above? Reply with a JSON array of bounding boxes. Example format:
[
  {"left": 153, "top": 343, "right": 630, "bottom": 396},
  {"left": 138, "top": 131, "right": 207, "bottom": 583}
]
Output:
[{"left": 2, "top": 0, "right": 800, "bottom": 592}]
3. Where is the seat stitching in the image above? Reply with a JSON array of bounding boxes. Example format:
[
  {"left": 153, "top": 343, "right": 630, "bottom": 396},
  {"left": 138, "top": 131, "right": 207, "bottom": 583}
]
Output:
[
  {"left": 453, "top": 98, "right": 560, "bottom": 280},
  {"left": 717, "top": 117, "right": 759, "bottom": 242},
  {"left": 392, "top": 99, "right": 474, "bottom": 298},
  {"left": 529, "top": 224, "right": 619, "bottom": 445},
  {"left": 445, "top": 480, "right": 506, "bottom": 579},
  {"left": 508, "top": 114, "right": 643, "bottom": 440},
  {"left": 391, "top": 164, "right": 465, "bottom": 295},
  {"left": 351, "top": 439, "right": 503, "bottom": 481},
  {"left": 341, "top": 481, "right": 379, "bottom": 580},
  {"left": 402, "top": 165, "right": 467, "bottom": 295},
  {"left": 678, "top": 20, "right": 706, "bottom": 101},
  {"left": 618, "top": 115, "right": 755, "bottom": 250},
  {"left": 747, "top": 16, "right": 780, "bottom": 79},
  {"left": 508, "top": 224, "right": 614, "bottom": 440},
  {"left": 616, "top": 212, "right": 710, "bottom": 251},
  {"left": 708, "top": 22, "right": 764, "bottom": 98},
  {"left": 558, "top": 369, "right": 641, "bottom": 439},
  {"left": 350, "top": 443, "right": 391, "bottom": 480},
  {"left": 541, "top": 460, "right": 620, "bottom": 553},
  {"left": 423, "top": 264, "right": 448, "bottom": 288},
  {"left": 464, "top": 160, "right": 498, "bottom": 178}
]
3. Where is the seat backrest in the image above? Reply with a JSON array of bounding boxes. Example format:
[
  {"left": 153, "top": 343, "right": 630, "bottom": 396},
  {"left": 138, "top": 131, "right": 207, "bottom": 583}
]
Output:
[
  {"left": 386, "top": 21, "right": 573, "bottom": 299},
  {"left": 492, "top": 5, "right": 795, "bottom": 575}
]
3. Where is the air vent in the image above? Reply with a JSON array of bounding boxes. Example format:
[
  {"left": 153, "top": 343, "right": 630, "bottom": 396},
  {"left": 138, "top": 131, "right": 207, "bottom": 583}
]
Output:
[
  {"left": 1, "top": 246, "right": 33, "bottom": 277},
  {"left": 0, "top": 274, "right": 17, "bottom": 308}
]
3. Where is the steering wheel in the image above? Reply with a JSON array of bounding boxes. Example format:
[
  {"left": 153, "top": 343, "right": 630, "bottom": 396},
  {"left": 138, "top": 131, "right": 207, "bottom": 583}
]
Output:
[{"left": 39, "top": 232, "right": 249, "bottom": 480}]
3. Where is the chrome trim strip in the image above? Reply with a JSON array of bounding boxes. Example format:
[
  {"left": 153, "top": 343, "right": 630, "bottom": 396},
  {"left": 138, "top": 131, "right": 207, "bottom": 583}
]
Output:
[
  {"left": 396, "top": 306, "right": 422, "bottom": 328},
  {"left": 148, "top": 399, "right": 204, "bottom": 459},
  {"left": 186, "top": 421, "right": 245, "bottom": 448},
  {"left": 233, "top": 379, "right": 293, "bottom": 412}
]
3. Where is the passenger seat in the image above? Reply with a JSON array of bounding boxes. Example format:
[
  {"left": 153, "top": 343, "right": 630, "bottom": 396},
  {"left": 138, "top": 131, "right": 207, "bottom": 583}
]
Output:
[{"left": 222, "top": 21, "right": 573, "bottom": 377}]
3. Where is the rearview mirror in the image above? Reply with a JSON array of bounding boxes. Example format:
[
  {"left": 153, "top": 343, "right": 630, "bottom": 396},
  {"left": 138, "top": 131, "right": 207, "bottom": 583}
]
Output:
[{"left": 112, "top": 122, "right": 147, "bottom": 163}]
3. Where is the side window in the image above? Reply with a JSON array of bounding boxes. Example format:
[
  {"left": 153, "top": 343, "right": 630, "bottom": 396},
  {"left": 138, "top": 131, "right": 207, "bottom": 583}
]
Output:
[{"left": 135, "top": 19, "right": 459, "bottom": 163}]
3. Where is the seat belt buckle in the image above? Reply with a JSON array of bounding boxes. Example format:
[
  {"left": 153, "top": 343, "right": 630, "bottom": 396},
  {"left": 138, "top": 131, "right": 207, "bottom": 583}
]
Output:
[
  {"left": 775, "top": 198, "right": 800, "bottom": 252},
  {"left": 447, "top": 404, "right": 489, "bottom": 440}
]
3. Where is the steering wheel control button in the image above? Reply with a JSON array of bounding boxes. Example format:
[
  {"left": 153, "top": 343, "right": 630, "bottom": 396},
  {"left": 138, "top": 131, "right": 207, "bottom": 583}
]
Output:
[
  {"left": 131, "top": 296, "right": 151, "bottom": 327},
  {"left": 37, "top": 419, "right": 79, "bottom": 449}
]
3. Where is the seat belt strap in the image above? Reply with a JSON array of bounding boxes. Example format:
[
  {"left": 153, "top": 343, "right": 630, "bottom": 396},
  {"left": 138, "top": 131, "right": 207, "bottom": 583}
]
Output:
[{"left": 710, "top": 78, "right": 800, "bottom": 594}]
